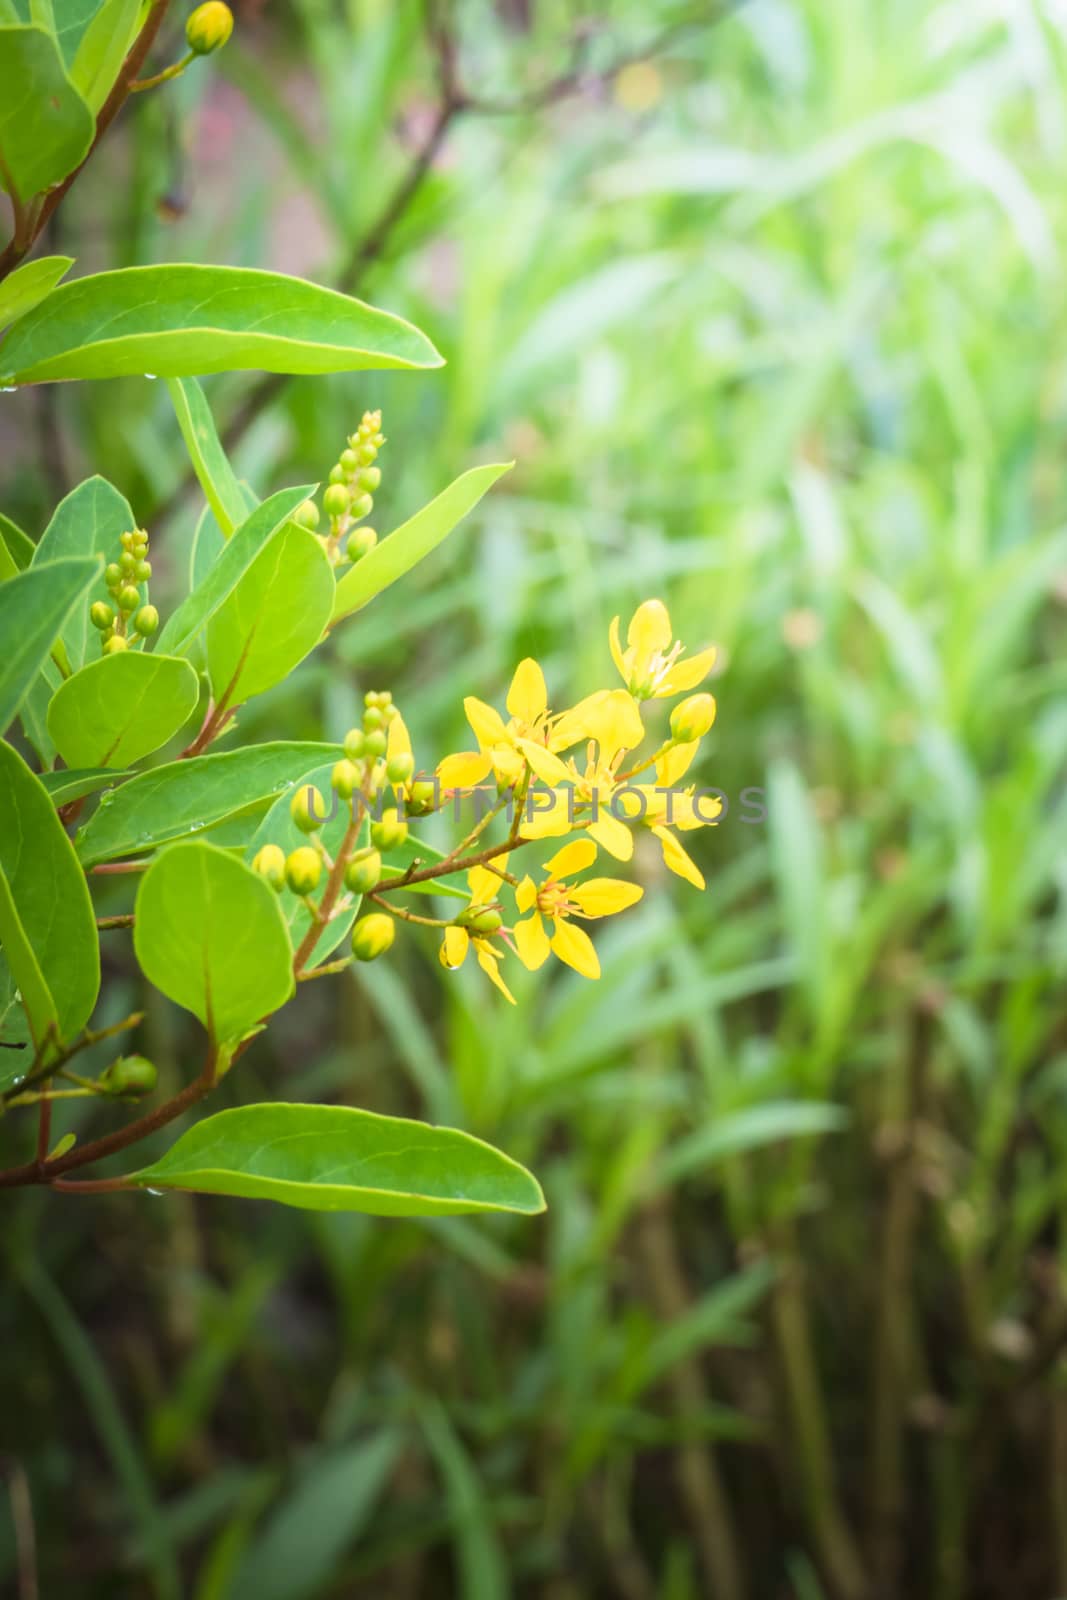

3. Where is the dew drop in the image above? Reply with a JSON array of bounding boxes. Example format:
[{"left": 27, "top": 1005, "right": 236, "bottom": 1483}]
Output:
[
  {"left": 145, "top": 1187, "right": 164, "bottom": 1197},
  {"left": 143, "top": 373, "right": 157, "bottom": 381}
]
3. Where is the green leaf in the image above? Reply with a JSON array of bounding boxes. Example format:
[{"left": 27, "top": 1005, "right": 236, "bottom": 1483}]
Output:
[
  {"left": 331, "top": 463, "right": 512, "bottom": 623},
  {"left": 47, "top": 651, "right": 200, "bottom": 768},
  {"left": 32, "top": 476, "right": 139, "bottom": 671},
  {"left": 129, "top": 1103, "right": 547, "bottom": 1216},
  {"left": 0, "top": 738, "right": 99, "bottom": 1046},
  {"left": 0, "top": 25, "right": 94, "bottom": 203},
  {"left": 133, "top": 842, "right": 294, "bottom": 1045},
  {"left": 0, "top": 254, "right": 74, "bottom": 330},
  {"left": 156, "top": 486, "right": 313, "bottom": 659},
  {"left": 0, "top": 947, "right": 33, "bottom": 1063},
  {"left": 245, "top": 763, "right": 368, "bottom": 967},
  {"left": 75, "top": 741, "right": 342, "bottom": 867},
  {"left": 659, "top": 1102, "right": 850, "bottom": 1188},
  {"left": 39, "top": 765, "right": 131, "bottom": 807},
  {"left": 0, "top": 264, "right": 444, "bottom": 384},
  {"left": 50, "top": 0, "right": 107, "bottom": 64},
  {"left": 68, "top": 0, "right": 139, "bottom": 111},
  {"left": 206, "top": 521, "right": 334, "bottom": 705},
  {"left": 0, "top": 511, "right": 35, "bottom": 570},
  {"left": 0, "top": 557, "right": 100, "bottom": 734},
  {"left": 167, "top": 376, "right": 258, "bottom": 538}
]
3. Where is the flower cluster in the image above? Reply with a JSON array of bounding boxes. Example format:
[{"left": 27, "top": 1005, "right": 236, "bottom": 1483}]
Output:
[
  {"left": 250, "top": 600, "right": 719, "bottom": 1000},
  {"left": 293, "top": 410, "right": 384, "bottom": 568}
]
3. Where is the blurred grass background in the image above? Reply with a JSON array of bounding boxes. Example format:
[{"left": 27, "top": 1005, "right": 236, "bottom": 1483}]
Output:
[{"left": 5, "top": 0, "right": 1067, "bottom": 1595}]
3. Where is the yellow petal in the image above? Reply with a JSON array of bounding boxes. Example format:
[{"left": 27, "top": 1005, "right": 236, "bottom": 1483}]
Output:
[
  {"left": 515, "top": 874, "right": 537, "bottom": 913},
  {"left": 652, "top": 824, "right": 705, "bottom": 889},
  {"left": 569, "top": 877, "right": 643, "bottom": 918},
  {"left": 464, "top": 696, "right": 509, "bottom": 751},
  {"left": 660, "top": 646, "right": 717, "bottom": 695},
  {"left": 476, "top": 942, "right": 516, "bottom": 1004},
  {"left": 440, "top": 925, "right": 470, "bottom": 968},
  {"left": 544, "top": 836, "right": 598, "bottom": 879},
  {"left": 514, "top": 911, "right": 551, "bottom": 970},
  {"left": 550, "top": 917, "right": 601, "bottom": 979},
  {"left": 516, "top": 737, "right": 572, "bottom": 787},
  {"left": 386, "top": 710, "right": 412, "bottom": 762},
  {"left": 580, "top": 689, "right": 644, "bottom": 757},
  {"left": 490, "top": 744, "right": 525, "bottom": 786},
  {"left": 468, "top": 858, "right": 507, "bottom": 903},
  {"left": 628, "top": 598, "right": 672, "bottom": 660},
  {"left": 608, "top": 615, "right": 629, "bottom": 682},
  {"left": 437, "top": 750, "right": 493, "bottom": 789},
  {"left": 656, "top": 741, "right": 697, "bottom": 786},
  {"left": 520, "top": 802, "right": 573, "bottom": 840},
  {"left": 506, "top": 658, "right": 548, "bottom": 724},
  {"left": 587, "top": 811, "right": 634, "bottom": 861}
]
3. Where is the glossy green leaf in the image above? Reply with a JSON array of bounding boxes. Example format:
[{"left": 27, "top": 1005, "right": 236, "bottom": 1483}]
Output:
[
  {"left": 0, "top": 25, "right": 94, "bottom": 204},
  {"left": 0, "top": 264, "right": 444, "bottom": 385},
  {"left": 156, "top": 486, "right": 313, "bottom": 659},
  {"left": 331, "top": 463, "right": 512, "bottom": 623},
  {"left": 167, "top": 376, "right": 257, "bottom": 538},
  {"left": 129, "top": 1103, "right": 547, "bottom": 1216},
  {"left": 0, "top": 947, "right": 33, "bottom": 1064},
  {"left": 245, "top": 762, "right": 369, "bottom": 967},
  {"left": 39, "top": 765, "right": 131, "bottom": 807},
  {"left": 50, "top": 0, "right": 108, "bottom": 64},
  {"left": 133, "top": 842, "right": 294, "bottom": 1045},
  {"left": 75, "top": 741, "right": 342, "bottom": 867},
  {"left": 32, "top": 476, "right": 139, "bottom": 671},
  {"left": 0, "top": 557, "right": 99, "bottom": 735},
  {"left": 0, "top": 738, "right": 99, "bottom": 1047},
  {"left": 206, "top": 521, "right": 334, "bottom": 705},
  {"left": 47, "top": 651, "right": 199, "bottom": 768},
  {"left": 0, "top": 512, "right": 34, "bottom": 571},
  {"left": 68, "top": 0, "right": 139, "bottom": 111},
  {"left": 0, "top": 254, "right": 74, "bottom": 330}
]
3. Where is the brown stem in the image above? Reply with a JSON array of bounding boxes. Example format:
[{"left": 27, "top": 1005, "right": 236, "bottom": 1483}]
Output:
[
  {"left": 291, "top": 814, "right": 361, "bottom": 975},
  {"left": 0, "top": 0, "right": 175, "bottom": 282}
]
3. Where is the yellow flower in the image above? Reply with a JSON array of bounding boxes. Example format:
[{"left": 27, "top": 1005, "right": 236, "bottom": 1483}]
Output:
[
  {"left": 609, "top": 598, "right": 716, "bottom": 700},
  {"left": 517, "top": 689, "right": 645, "bottom": 859},
  {"left": 615, "top": 747, "right": 720, "bottom": 890},
  {"left": 439, "top": 860, "right": 515, "bottom": 1003},
  {"left": 437, "top": 658, "right": 574, "bottom": 792},
  {"left": 512, "top": 838, "right": 642, "bottom": 980}
]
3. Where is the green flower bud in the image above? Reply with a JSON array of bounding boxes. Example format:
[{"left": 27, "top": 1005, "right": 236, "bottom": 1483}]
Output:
[
  {"left": 406, "top": 779, "right": 439, "bottom": 816},
  {"left": 344, "top": 848, "right": 381, "bottom": 895},
  {"left": 90, "top": 601, "right": 115, "bottom": 631},
  {"left": 346, "top": 527, "right": 377, "bottom": 563},
  {"left": 362, "top": 705, "right": 384, "bottom": 732},
  {"left": 101, "top": 1055, "right": 158, "bottom": 1096},
  {"left": 332, "top": 758, "right": 360, "bottom": 798},
  {"left": 135, "top": 560, "right": 152, "bottom": 582},
  {"left": 350, "top": 492, "right": 374, "bottom": 520},
  {"left": 343, "top": 727, "right": 366, "bottom": 761},
  {"left": 104, "top": 634, "right": 128, "bottom": 654},
  {"left": 105, "top": 562, "right": 123, "bottom": 588},
  {"left": 457, "top": 905, "right": 503, "bottom": 936},
  {"left": 351, "top": 912, "right": 395, "bottom": 961},
  {"left": 132, "top": 528, "right": 149, "bottom": 550},
  {"left": 370, "top": 806, "right": 408, "bottom": 852},
  {"left": 365, "top": 689, "right": 389, "bottom": 707},
  {"left": 358, "top": 466, "right": 381, "bottom": 492},
  {"left": 323, "top": 483, "right": 350, "bottom": 520},
  {"left": 285, "top": 846, "right": 322, "bottom": 895},
  {"left": 364, "top": 729, "right": 387, "bottom": 759},
  {"left": 119, "top": 550, "right": 138, "bottom": 574},
  {"left": 357, "top": 442, "right": 377, "bottom": 466},
  {"left": 121, "top": 530, "right": 135, "bottom": 550},
  {"left": 292, "top": 499, "right": 320, "bottom": 531},
  {"left": 186, "top": 0, "right": 234, "bottom": 55},
  {"left": 134, "top": 605, "right": 159, "bottom": 637},
  {"left": 386, "top": 751, "right": 414, "bottom": 785},
  {"left": 251, "top": 842, "right": 287, "bottom": 891},
  {"left": 328, "top": 464, "right": 345, "bottom": 485},
  {"left": 118, "top": 585, "right": 141, "bottom": 614},
  {"left": 669, "top": 692, "right": 716, "bottom": 744},
  {"left": 290, "top": 784, "right": 326, "bottom": 833},
  {"left": 339, "top": 449, "right": 360, "bottom": 474}
]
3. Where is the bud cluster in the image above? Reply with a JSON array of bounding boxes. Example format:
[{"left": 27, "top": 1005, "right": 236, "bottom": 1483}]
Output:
[
  {"left": 92, "top": 527, "right": 159, "bottom": 653},
  {"left": 298, "top": 410, "right": 386, "bottom": 570}
]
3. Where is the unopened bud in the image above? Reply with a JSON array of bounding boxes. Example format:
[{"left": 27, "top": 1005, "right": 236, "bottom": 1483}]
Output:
[
  {"left": 134, "top": 605, "right": 159, "bottom": 637},
  {"left": 457, "top": 905, "right": 503, "bottom": 936},
  {"left": 101, "top": 1055, "right": 157, "bottom": 1096},
  {"left": 406, "top": 779, "right": 439, "bottom": 816},
  {"left": 386, "top": 752, "right": 414, "bottom": 786},
  {"left": 370, "top": 807, "right": 408, "bottom": 852},
  {"left": 104, "top": 634, "right": 128, "bottom": 654},
  {"left": 186, "top": 0, "right": 234, "bottom": 55},
  {"left": 669, "top": 693, "right": 716, "bottom": 743},
  {"left": 351, "top": 912, "right": 395, "bottom": 961},
  {"left": 343, "top": 727, "right": 366, "bottom": 761},
  {"left": 285, "top": 846, "right": 322, "bottom": 895},
  {"left": 344, "top": 848, "right": 381, "bottom": 895},
  {"left": 118, "top": 584, "right": 141, "bottom": 614},
  {"left": 90, "top": 601, "right": 115, "bottom": 631},
  {"left": 332, "top": 758, "right": 360, "bottom": 799},
  {"left": 290, "top": 785, "right": 325, "bottom": 833},
  {"left": 251, "top": 842, "right": 287, "bottom": 891},
  {"left": 323, "top": 483, "right": 349, "bottom": 520},
  {"left": 346, "top": 526, "right": 377, "bottom": 562}
]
